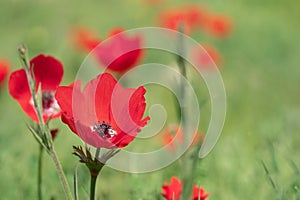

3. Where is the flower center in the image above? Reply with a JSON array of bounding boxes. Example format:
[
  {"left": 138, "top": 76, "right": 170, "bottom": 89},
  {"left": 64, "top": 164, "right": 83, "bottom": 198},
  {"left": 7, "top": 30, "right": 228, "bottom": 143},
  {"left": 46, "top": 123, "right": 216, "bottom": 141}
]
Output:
[
  {"left": 92, "top": 121, "right": 116, "bottom": 139},
  {"left": 42, "top": 91, "right": 55, "bottom": 109},
  {"left": 29, "top": 91, "right": 60, "bottom": 117}
]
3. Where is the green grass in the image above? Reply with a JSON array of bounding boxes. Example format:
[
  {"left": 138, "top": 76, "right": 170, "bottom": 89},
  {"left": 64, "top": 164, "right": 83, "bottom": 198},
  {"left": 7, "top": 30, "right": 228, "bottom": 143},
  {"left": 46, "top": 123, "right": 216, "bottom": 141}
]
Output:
[{"left": 1, "top": 0, "right": 300, "bottom": 199}]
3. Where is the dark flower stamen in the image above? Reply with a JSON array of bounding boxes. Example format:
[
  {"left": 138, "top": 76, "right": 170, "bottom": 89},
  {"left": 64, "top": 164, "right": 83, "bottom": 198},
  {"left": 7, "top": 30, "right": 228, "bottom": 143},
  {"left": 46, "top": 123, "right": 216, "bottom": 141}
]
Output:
[
  {"left": 92, "top": 121, "right": 116, "bottom": 139},
  {"left": 42, "top": 91, "right": 54, "bottom": 109}
]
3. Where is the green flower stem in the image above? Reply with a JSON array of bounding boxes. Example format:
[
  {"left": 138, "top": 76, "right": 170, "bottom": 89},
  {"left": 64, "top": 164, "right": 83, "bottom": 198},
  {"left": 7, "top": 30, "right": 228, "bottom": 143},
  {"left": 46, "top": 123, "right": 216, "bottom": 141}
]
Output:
[
  {"left": 50, "top": 146, "right": 73, "bottom": 200},
  {"left": 89, "top": 165, "right": 104, "bottom": 200},
  {"left": 176, "top": 25, "right": 193, "bottom": 199},
  {"left": 38, "top": 145, "right": 43, "bottom": 200},
  {"left": 90, "top": 172, "right": 98, "bottom": 200}
]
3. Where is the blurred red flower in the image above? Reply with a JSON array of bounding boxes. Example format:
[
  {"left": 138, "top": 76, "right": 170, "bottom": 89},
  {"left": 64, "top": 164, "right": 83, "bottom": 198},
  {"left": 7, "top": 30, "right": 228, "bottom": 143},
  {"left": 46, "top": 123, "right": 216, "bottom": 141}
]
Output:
[
  {"left": 185, "top": 6, "right": 208, "bottom": 30},
  {"left": 55, "top": 73, "right": 149, "bottom": 148},
  {"left": 162, "top": 176, "right": 209, "bottom": 200},
  {"left": 192, "top": 186, "right": 210, "bottom": 200},
  {"left": 71, "top": 27, "right": 143, "bottom": 73},
  {"left": 158, "top": 5, "right": 208, "bottom": 34},
  {"left": 163, "top": 124, "right": 183, "bottom": 151},
  {"left": 93, "top": 28, "right": 143, "bottom": 73},
  {"left": 0, "top": 59, "right": 10, "bottom": 89},
  {"left": 206, "top": 14, "right": 233, "bottom": 38},
  {"left": 162, "top": 176, "right": 182, "bottom": 200},
  {"left": 8, "top": 54, "right": 63, "bottom": 122},
  {"left": 71, "top": 27, "right": 101, "bottom": 51},
  {"left": 162, "top": 124, "right": 204, "bottom": 151},
  {"left": 191, "top": 44, "right": 222, "bottom": 69}
]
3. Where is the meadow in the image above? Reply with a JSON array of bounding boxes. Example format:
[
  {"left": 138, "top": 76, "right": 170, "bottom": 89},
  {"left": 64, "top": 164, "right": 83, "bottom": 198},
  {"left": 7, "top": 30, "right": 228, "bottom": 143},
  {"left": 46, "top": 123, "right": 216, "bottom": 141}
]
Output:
[{"left": 0, "top": 0, "right": 300, "bottom": 199}]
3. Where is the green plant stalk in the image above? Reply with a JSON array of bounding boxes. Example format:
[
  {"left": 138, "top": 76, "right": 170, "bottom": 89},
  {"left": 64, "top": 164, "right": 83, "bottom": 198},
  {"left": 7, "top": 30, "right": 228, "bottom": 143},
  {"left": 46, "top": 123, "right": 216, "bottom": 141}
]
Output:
[
  {"left": 89, "top": 165, "right": 104, "bottom": 200},
  {"left": 90, "top": 173, "right": 98, "bottom": 200},
  {"left": 50, "top": 146, "right": 73, "bottom": 200},
  {"left": 175, "top": 26, "right": 194, "bottom": 199},
  {"left": 74, "top": 163, "right": 79, "bottom": 200},
  {"left": 38, "top": 145, "right": 43, "bottom": 200}
]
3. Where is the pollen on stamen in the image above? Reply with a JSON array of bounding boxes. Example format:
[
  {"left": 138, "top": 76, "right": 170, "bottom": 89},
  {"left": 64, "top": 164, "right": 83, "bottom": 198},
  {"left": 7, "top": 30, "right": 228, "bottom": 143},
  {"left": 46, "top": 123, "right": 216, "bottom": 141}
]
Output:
[{"left": 91, "top": 121, "right": 116, "bottom": 139}]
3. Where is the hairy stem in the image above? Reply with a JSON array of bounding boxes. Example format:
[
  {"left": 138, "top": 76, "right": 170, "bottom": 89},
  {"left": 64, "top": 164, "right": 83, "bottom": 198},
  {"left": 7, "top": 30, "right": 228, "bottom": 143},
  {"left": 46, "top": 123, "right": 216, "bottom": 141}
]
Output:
[
  {"left": 176, "top": 25, "right": 193, "bottom": 199},
  {"left": 38, "top": 145, "right": 43, "bottom": 200},
  {"left": 50, "top": 147, "right": 73, "bottom": 200}
]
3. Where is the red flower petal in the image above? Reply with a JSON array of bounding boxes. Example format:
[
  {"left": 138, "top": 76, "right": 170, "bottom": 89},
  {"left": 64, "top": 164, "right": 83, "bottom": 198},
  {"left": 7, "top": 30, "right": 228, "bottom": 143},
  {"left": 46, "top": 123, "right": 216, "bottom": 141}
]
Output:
[
  {"left": 161, "top": 176, "right": 182, "bottom": 200},
  {"left": 191, "top": 44, "right": 221, "bottom": 70},
  {"left": 0, "top": 59, "right": 10, "bottom": 89},
  {"left": 159, "top": 9, "right": 190, "bottom": 33},
  {"left": 159, "top": 6, "right": 208, "bottom": 34},
  {"left": 192, "top": 185, "right": 210, "bottom": 200},
  {"left": 108, "top": 27, "right": 124, "bottom": 37},
  {"left": 162, "top": 124, "right": 183, "bottom": 151},
  {"left": 8, "top": 69, "right": 38, "bottom": 121},
  {"left": 8, "top": 69, "right": 31, "bottom": 101},
  {"left": 93, "top": 31, "right": 143, "bottom": 72},
  {"left": 185, "top": 5, "right": 208, "bottom": 30},
  {"left": 55, "top": 82, "right": 83, "bottom": 135},
  {"left": 93, "top": 73, "right": 118, "bottom": 123},
  {"left": 71, "top": 27, "right": 101, "bottom": 51},
  {"left": 31, "top": 54, "right": 64, "bottom": 91},
  {"left": 206, "top": 14, "right": 233, "bottom": 38}
]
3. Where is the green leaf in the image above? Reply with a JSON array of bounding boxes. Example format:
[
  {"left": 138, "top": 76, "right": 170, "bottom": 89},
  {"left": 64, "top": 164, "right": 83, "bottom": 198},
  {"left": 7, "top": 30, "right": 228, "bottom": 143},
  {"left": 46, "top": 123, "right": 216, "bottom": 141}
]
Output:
[{"left": 26, "top": 123, "right": 50, "bottom": 153}]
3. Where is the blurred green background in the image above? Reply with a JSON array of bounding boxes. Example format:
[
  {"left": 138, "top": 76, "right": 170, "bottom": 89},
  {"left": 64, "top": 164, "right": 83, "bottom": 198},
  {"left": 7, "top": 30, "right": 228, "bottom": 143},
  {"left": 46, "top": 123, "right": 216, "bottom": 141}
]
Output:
[{"left": 1, "top": 0, "right": 300, "bottom": 199}]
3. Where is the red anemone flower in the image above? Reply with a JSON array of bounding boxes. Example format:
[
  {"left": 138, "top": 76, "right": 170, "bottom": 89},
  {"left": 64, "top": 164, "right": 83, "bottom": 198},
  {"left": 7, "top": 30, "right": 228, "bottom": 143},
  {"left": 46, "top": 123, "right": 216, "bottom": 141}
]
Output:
[
  {"left": 0, "top": 59, "right": 10, "bottom": 89},
  {"left": 185, "top": 6, "right": 208, "bottom": 30},
  {"left": 206, "top": 14, "right": 233, "bottom": 38},
  {"left": 191, "top": 44, "right": 222, "bottom": 69},
  {"left": 159, "top": 6, "right": 208, "bottom": 34},
  {"left": 192, "top": 186, "right": 210, "bottom": 200},
  {"left": 93, "top": 28, "right": 143, "bottom": 73},
  {"left": 162, "top": 125, "right": 204, "bottom": 151},
  {"left": 71, "top": 27, "right": 101, "bottom": 52},
  {"left": 162, "top": 124, "right": 183, "bottom": 151},
  {"left": 71, "top": 27, "right": 143, "bottom": 73},
  {"left": 162, "top": 176, "right": 182, "bottom": 200},
  {"left": 55, "top": 73, "right": 149, "bottom": 148},
  {"left": 162, "top": 177, "right": 210, "bottom": 200},
  {"left": 8, "top": 54, "right": 63, "bottom": 122}
]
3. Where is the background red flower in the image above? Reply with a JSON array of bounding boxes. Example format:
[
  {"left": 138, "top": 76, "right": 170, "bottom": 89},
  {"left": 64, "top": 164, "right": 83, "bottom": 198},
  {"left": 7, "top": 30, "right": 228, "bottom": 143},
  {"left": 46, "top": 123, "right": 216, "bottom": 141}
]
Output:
[
  {"left": 0, "top": 59, "right": 10, "bottom": 89},
  {"left": 162, "top": 177, "right": 209, "bottom": 200},
  {"left": 190, "top": 44, "right": 222, "bottom": 70},
  {"left": 162, "top": 176, "right": 182, "bottom": 200},
  {"left": 158, "top": 5, "right": 208, "bottom": 34},
  {"left": 93, "top": 28, "right": 143, "bottom": 73},
  {"left": 206, "top": 14, "right": 233, "bottom": 37},
  {"left": 162, "top": 124, "right": 204, "bottom": 151},
  {"left": 71, "top": 27, "right": 143, "bottom": 73},
  {"left": 71, "top": 27, "right": 101, "bottom": 51},
  {"left": 192, "top": 186, "right": 210, "bottom": 200}
]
